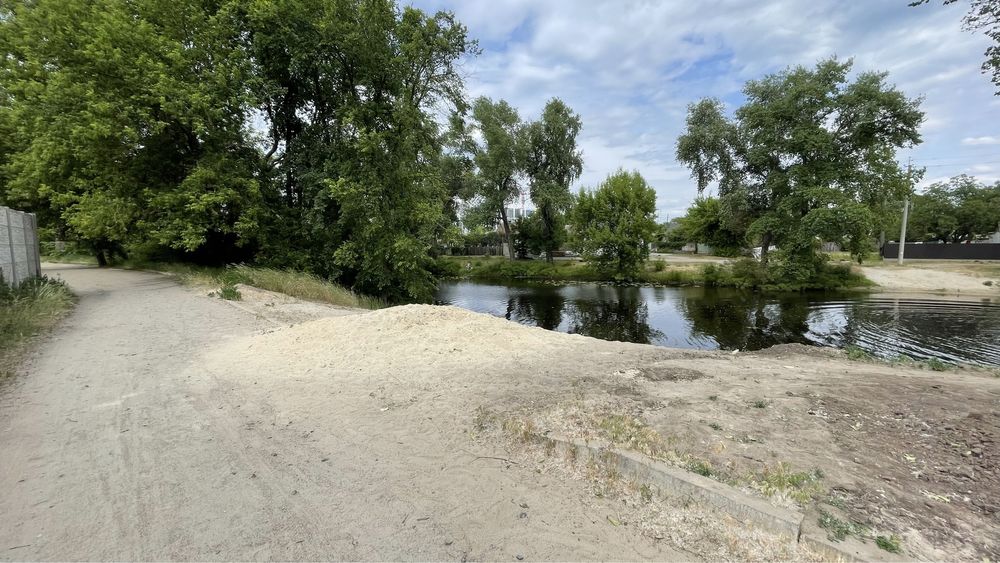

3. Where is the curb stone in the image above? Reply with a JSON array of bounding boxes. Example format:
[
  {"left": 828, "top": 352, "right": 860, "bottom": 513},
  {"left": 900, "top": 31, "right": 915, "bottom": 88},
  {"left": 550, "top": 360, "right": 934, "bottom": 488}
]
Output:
[{"left": 538, "top": 433, "right": 866, "bottom": 561}]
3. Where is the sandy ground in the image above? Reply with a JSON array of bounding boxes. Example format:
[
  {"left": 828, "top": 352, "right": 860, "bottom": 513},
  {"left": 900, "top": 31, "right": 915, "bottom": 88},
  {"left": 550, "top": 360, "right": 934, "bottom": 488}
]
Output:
[
  {"left": 4, "top": 265, "right": 997, "bottom": 560},
  {"left": 861, "top": 262, "right": 1000, "bottom": 295},
  {"left": 0, "top": 265, "right": 701, "bottom": 561}
]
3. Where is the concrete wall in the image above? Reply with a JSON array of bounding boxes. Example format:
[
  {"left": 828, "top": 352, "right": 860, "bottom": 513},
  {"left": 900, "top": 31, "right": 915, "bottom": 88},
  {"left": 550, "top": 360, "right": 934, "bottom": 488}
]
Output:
[{"left": 0, "top": 206, "right": 42, "bottom": 287}]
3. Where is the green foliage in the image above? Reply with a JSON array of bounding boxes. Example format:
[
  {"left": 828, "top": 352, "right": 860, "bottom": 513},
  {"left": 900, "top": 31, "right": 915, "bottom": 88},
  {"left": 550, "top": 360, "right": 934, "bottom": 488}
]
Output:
[
  {"left": 524, "top": 99, "right": 584, "bottom": 260},
  {"left": 676, "top": 197, "right": 746, "bottom": 255},
  {"left": 903, "top": 175, "right": 1000, "bottom": 242},
  {"left": 876, "top": 535, "right": 903, "bottom": 553},
  {"left": 2, "top": 0, "right": 476, "bottom": 302},
  {"left": 447, "top": 96, "right": 525, "bottom": 258},
  {"left": 571, "top": 170, "right": 659, "bottom": 281},
  {"left": 818, "top": 509, "right": 871, "bottom": 543},
  {"left": 217, "top": 282, "right": 242, "bottom": 301},
  {"left": 913, "top": 0, "right": 1000, "bottom": 95},
  {"left": 676, "top": 58, "right": 923, "bottom": 279}
]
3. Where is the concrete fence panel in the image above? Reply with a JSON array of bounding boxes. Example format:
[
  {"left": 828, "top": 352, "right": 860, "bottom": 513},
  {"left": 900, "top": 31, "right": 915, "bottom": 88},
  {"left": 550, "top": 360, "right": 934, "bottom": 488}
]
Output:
[
  {"left": 1, "top": 206, "right": 42, "bottom": 286},
  {"left": 883, "top": 242, "right": 1000, "bottom": 260}
]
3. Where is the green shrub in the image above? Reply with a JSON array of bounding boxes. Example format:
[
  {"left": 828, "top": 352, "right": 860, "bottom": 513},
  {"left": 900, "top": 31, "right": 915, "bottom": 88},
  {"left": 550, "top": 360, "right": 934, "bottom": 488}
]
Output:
[
  {"left": 1, "top": 276, "right": 75, "bottom": 377},
  {"left": 218, "top": 282, "right": 242, "bottom": 301},
  {"left": 876, "top": 535, "right": 902, "bottom": 554}
]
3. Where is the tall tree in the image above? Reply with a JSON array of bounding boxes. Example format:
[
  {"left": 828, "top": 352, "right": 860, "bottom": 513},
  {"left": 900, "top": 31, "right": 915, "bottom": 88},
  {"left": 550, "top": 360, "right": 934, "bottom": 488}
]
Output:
[
  {"left": 571, "top": 170, "right": 658, "bottom": 281},
  {"left": 0, "top": 0, "right": 260, "bottom": 265},
  {"left": 676, "top": 98, "right": 736, "bottom": 196},
  {"left": 524, "top": 98, "right": 583, "bottom": 262},
  {"left": 245, "top": 1, "right": 476, "bottom": 300},
  {"left": 676, "top": 58, "right": 923, "bottom": 277},
  {"left": 447, "top": 97, "right": 524, "bottom": 260}
]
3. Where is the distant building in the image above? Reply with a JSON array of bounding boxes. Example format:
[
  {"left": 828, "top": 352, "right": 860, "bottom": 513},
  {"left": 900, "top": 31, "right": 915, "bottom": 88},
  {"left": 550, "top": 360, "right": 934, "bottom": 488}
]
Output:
[{"left": 505, "top": 207, "right": 534, "bottom": 221}]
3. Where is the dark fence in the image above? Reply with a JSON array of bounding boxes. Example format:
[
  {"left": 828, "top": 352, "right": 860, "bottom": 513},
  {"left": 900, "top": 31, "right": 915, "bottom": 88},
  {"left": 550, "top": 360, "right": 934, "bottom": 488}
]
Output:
[{"left": 883, "top": 243, "right": 1000, "bottom": 260}]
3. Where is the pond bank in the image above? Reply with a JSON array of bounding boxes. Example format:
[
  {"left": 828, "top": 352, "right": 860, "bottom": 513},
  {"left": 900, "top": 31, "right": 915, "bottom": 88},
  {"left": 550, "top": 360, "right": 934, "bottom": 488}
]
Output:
[
  {"left": 435, "top": 255, "right": 871, "bottom": 291},
  {"left": 212, "top": 301, "right": 999, "bottom": 560}
]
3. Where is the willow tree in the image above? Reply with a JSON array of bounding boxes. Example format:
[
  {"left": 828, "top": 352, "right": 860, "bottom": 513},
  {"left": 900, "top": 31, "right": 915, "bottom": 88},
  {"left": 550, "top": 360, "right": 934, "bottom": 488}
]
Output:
[{"left": 676, "top": 58, "right": 923, "bottom": 278}]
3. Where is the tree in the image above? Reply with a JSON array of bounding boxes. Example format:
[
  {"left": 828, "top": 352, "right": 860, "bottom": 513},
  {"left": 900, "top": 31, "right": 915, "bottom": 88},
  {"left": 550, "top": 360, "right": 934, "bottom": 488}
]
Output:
[
  {"left": 447, "top": 97, "right": 524, "bottom": 260},
  {"left": 912, "top": 0, "right": 1000, "bottom": 94},
  {"left": 571, "top": 170, "right": 658, "bottom": 280},
  {"left": 0, "top": 0, "right": 261, "bottom": 263},
  {"left": 676, "top": 98, "right": 736, "bottom": 196},
  {"left": 676, "top": 58, "right": 923, "bottom": 279},
  {"left": 524, "top": 99, "right": 583, "bottom": 261},
  {"left": 245, "top": 1, "right": 476, "bottom": 301},
  {"left": 677, "top": 197, "right": 746, "bottom": 256},
  {"left": 905, "top": 175, "right": 1000, "bottom": 241}
]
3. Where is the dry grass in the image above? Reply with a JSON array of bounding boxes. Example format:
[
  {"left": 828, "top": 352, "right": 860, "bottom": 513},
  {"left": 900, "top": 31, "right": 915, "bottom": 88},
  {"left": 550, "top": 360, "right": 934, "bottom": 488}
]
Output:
[{"left": 1, "top": 276, "right": 75, "bottom": 379}]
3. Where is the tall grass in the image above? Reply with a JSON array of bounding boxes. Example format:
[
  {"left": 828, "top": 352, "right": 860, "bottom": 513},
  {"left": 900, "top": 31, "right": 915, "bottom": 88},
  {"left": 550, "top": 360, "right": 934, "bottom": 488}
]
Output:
[
  {"left": 226, "top": 265, "right": 384, "bottom": 309},
  {"left": 124, "top": 261, "right": 384, "bottom": 310},
  {"left": 1, "top": 276, "right": 75, "bottom": 378}
]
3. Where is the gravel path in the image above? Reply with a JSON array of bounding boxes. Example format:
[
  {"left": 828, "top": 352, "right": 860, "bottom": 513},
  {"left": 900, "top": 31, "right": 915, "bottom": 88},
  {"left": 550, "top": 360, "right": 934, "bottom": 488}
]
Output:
[{"left": 0, "top": 265, "right": 687, "bottom": 561}]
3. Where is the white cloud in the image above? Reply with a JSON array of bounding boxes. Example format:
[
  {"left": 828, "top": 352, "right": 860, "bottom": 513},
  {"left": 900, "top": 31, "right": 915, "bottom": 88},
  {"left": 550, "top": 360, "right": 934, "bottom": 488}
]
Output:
[
  {"left": 412, "top": 0, "right": 1000, "bottom": 214},
  {"left": 962, "top": 136, "right": 1000, "bottom": 145}
]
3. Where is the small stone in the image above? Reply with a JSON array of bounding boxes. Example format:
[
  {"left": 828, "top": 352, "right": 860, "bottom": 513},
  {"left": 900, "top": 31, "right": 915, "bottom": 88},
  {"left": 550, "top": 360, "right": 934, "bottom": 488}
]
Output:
[
  {"left": 515, "top": 555, "right": 524, "bottom": 561},
  {"left": 444, "top": 540, "right": 453, "bottom": 546},
  {"left": 519, "top": 502, "right": 529, "bottom": 509},
  {"left": 519, "top": 512, "right": 528, "bottom": 519},
  {"left": 971, "top": 447, "right": 983, "bottom": 456}
]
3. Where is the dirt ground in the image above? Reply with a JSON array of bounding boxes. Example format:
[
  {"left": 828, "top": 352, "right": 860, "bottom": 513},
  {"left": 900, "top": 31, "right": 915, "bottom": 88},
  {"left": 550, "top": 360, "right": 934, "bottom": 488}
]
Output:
[
  {"left": 862, "top": 261, "right": 1000, "bottom": 295},
  {"left": 3, "top": 265, "right": 997, "bottom": 560}
]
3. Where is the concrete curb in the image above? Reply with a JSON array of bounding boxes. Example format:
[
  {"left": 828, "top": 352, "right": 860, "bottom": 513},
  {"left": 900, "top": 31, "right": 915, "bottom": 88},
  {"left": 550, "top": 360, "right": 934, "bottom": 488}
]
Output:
[{"left": 537, "top": 433, "right": 863, "bottom": 561}]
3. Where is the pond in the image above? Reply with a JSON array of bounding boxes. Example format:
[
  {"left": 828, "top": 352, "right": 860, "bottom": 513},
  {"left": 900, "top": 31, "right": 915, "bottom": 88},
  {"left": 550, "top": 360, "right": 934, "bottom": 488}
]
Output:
[{"left": 434, "top": 280, "right": 1000, "bottom": 367}]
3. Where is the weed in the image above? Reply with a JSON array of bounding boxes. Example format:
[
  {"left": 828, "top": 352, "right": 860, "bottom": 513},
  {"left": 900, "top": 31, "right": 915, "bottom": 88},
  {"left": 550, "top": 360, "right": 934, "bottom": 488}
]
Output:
[
  {"left": 751, "top": 399, "right": 769, "bottom": 409},
  {"left": 596, "top": 414, "right": 670, "bottom": 458},
  {"left": 750, "top": 463, "right": 825, "bottom": 504},
  {"left": 844, "top": 345, "right": 873, "bottom": 361},
  {"left": 651, "top": 260, "right": 666, "bottom": 272},
  {"left": 708, "top": 395, "right": 718, "bottom": 401},
  {"left": 639, "top": 483, "right": 654, "bottom": 502},
  {"left": 876, "top": 534, "right": 902, "bottom": 553},
  {"left": 708, "top": 422, "right": 722, "bottom": 431},
  {"left": 984, "top": 280, "right": 994, "bottom": 287},
  {"left": 218, "top": 282, "right": 242, "bottom": 301},
  {"left": 685, "top": 458, "right": 713, "bottom": 477},
  {"left": 818, "top": 509, "right": 870, "bottom": 542}
]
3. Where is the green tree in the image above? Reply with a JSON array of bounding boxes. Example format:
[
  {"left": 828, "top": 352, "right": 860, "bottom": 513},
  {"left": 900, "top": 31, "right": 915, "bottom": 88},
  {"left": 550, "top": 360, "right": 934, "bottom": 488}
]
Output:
[
  {"left": 677, "top": 197, "right": 746, "bottom": 256},
  {"left": 524, "top": 98, "right": 583, "bottom": 261},
  {"left": 905, "top": 175, "right": 1000, "bottom": 242},
  {"left": 246, "top": 1, "right": 476, "bottom": 300},
  {"left": 447, "top": 97, "right": 524, "bottom": 260},
  {"left": 571, "top": 170, "right": 658, "bottom": 280},
  {"left": 676, "top": 58, "right": 923, "bottom": 279},
  {"left": 0, "top": 0, "right": 260, "bottom": 264}
]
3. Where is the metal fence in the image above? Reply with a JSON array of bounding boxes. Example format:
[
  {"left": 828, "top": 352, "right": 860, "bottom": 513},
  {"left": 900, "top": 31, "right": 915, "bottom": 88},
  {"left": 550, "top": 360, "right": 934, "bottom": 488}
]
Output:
[
  {"left": 0, "top": 206, "right": 42, "bottom": 287},
  {"left": 883, "top": 242, "right": 1000, "bottom": 260}
]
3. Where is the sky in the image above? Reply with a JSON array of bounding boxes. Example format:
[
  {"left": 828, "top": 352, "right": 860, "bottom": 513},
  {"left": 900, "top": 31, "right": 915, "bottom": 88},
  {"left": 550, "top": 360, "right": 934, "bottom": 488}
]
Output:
[{"left": 409, "top": 0, "right": 1000, "bottom": 221}]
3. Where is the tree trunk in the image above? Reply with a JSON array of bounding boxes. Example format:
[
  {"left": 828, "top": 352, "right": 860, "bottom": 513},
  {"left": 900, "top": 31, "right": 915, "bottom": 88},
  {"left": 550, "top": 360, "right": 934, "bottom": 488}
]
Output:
[
  {"left": 499, "top": 207, "right": 514, "bottom": 260},
  {"left": 878, "top": 230, "right": 886, "bottom": 258},
  {"left": 759, "top": 231, "right": 773, "bottom": 265}
]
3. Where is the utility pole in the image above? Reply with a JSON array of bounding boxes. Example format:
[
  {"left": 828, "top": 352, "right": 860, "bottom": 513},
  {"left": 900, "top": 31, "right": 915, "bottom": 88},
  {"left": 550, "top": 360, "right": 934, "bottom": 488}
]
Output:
[{"left": 898, "top": 158, "right": 912, "bottom": 266}]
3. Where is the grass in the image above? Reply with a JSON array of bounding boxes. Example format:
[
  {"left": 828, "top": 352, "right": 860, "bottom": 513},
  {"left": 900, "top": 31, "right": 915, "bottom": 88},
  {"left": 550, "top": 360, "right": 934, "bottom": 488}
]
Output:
[
  {"left": 876, "top": 534, "right": 902, "bottom": 554},
  {"left": 747, "top": 463, "right": 825, "bottom": 504},
  {"left": 436, "top": 255, "right": 872, "bottom": 290},
  {"left": 1, "top": 276, "right": 75, "bottom": 379},
  {"left": 124, "top": 262, "right": 384, "bottom": 310},
  {"left": 842, "top": 345, "right": 963, "bottom": 371},
  {"left": 818, "top": 509, "right": 871, "bottom": 542}
]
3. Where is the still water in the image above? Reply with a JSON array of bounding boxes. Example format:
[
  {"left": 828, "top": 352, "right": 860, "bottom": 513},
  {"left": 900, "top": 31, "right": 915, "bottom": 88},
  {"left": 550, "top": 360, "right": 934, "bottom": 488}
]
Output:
[{"left": 434, "top": 280, "right": 1000, "bottom": 367}]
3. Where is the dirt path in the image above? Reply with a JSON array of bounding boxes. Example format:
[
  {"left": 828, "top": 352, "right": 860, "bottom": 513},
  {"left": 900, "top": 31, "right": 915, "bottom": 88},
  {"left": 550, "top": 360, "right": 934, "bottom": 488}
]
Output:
[
  {"left": 0, "top": 265, "right": 691, "bottom": 561},
  {"left": 861, "top": 262, "right": 1000, "bottom": 295}
]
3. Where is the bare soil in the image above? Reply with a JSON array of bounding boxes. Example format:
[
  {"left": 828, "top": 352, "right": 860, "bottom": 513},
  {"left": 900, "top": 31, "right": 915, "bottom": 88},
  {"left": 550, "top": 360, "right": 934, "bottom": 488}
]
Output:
[
  {"left": 4, "top": 265, "right": 997, "bottom": 560},
  {"left": 862, "top": 261, "right": 1000, "bottom": 295}
]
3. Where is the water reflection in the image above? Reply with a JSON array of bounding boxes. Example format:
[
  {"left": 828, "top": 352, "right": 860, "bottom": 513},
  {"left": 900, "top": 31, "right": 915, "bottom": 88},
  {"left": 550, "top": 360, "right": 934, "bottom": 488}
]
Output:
[{"left": 434, "top": 280, "right": 1000, "bottom": 366}]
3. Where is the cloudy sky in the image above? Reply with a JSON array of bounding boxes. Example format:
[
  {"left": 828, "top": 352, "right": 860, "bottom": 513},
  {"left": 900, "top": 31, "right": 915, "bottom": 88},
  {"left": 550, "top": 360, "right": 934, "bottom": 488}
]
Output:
[{"left": 410, "top": 0, "right": 1000, "bottom": 220}]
